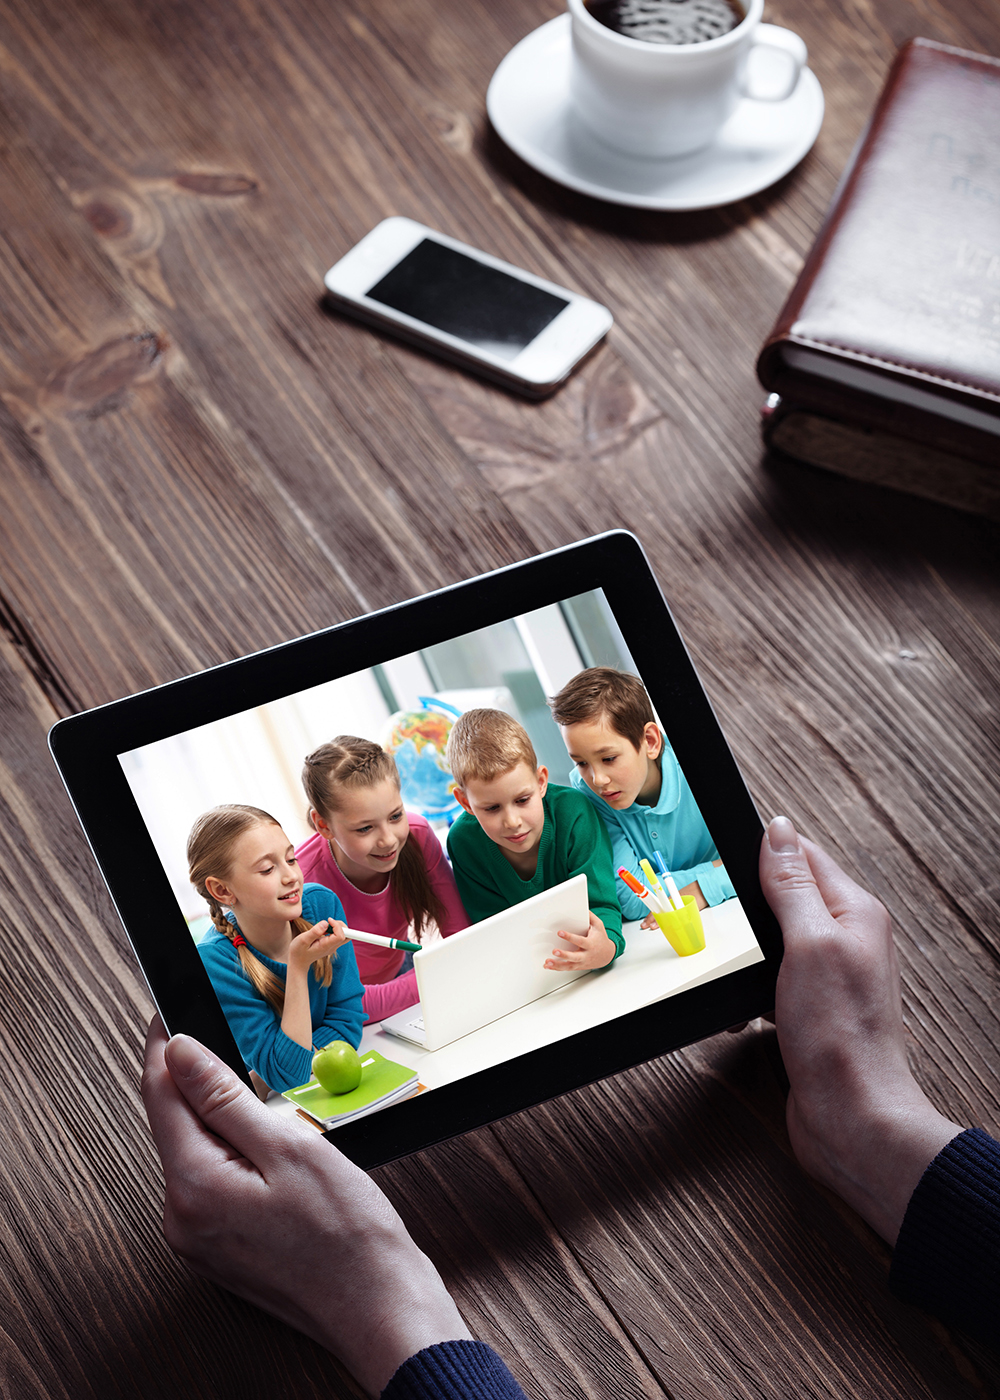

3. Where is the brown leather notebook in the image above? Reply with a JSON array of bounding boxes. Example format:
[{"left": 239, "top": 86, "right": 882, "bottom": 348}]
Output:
[{"left": 757, "top": 38, "right": 1000, "bottom": 517}]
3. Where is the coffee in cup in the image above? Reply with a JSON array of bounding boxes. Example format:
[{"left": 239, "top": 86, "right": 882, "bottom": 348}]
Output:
[
  {"left": 586, "top": 0, "right": 745, "bottom": 46},
  {"left": 568, "top": 0, "right": 807, "bottom": 159}
]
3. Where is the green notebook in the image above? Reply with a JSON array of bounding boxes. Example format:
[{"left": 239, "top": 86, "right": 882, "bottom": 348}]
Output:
[{"left": 283, "top": 1050, "right": 420, "bottom": 1129}]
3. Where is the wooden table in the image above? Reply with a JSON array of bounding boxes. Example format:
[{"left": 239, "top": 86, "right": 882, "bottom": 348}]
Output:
[{"left": 2, "top": 0, "right": 999, "bottom": 1394}]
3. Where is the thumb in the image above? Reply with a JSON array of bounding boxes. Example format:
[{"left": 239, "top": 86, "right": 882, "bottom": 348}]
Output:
[
  {"left": 759, "top": 816, "right": 833, "bottom": 943},
  {"left": 163, "top": 1034, "right": 287, "bottom": 1168}
]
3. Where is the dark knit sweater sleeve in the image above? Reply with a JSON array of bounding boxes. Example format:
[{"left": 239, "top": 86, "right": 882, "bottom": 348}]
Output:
[
  {"left": 889, "top": 1127, "right": 1000, "bottom": 1347},
  {"left": 381, "top": 1341, "right": 527, "bottom": 1400}
]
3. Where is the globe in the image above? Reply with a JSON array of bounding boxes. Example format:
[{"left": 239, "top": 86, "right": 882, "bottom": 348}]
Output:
[{"left": 384, "top": 701, "right": 462, "bottom": 822}]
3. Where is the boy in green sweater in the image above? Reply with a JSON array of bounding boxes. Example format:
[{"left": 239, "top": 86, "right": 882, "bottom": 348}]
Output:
[{"left": 445, "top": 709, "right": 624, "bottom": 971}]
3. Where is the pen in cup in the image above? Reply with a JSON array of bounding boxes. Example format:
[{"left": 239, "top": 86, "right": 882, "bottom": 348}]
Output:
[
  {"left": 652, "top": 851, "right": 684, "bottom": 911},
  {"left": 639, "top": 858, "right": 668, "bottom": 906},
  {"left": 618, "top": 866, "right": 666, "bottom": 915}
]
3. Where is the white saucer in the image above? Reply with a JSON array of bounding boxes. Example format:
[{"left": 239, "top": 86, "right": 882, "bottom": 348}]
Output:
[{"left": 486, "top": 15, "right": 824, "bottom": 211}]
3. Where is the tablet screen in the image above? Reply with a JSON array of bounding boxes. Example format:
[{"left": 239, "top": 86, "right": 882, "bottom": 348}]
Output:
[
  {"left": 116, "top": 584, "right": 764, "bottom": 1135},
  {"left": 52, "top": 532, "right": 779, "bottom": 1164}
]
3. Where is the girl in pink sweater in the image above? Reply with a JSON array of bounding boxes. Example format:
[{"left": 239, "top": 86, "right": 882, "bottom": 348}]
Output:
[{"left": 296, "top": 737, "right": 468, "bottom": 1022}]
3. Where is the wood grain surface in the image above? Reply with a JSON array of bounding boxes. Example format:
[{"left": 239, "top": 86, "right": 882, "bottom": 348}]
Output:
[{"left": 1, "top": 0, "right": 999, "bottom": 1395}]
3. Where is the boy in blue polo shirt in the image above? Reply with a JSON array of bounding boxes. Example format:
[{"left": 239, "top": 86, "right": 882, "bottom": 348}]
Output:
[{"left": 549, "top": 667, "right": 735, "bottom": 924}]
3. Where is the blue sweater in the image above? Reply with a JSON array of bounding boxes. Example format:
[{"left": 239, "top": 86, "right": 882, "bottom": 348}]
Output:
[
  {"left": 382, "top": 1342, "right": 526, "bottom": 1399},
  {"left": 568, "top": 735, "right": 735, "bottom": 921},
  {"left": 890, "top": 1127, "right": 1000, "bottom": 1346},
  {"left": 197, "top": 883, "right": 365, "bottom": 1092}
]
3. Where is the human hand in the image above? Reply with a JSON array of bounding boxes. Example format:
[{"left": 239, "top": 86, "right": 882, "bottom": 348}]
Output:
[
  {"left": 677, "top": 879, "right": 706, "bottom": 911},
  {"left": 678, "top": 858, "right": 724, "bottom": 911},
  {"left": 287, "top": 918, "right": 349, "bottom": 975},
  {"left": 760, "top": 817, "right": 962, "bottom": 1244},
  {"left": 641, "top": 912, "right": 658, "bottom": 930},
  {"left": 141, "top": 1016, "right": 471, "bottom": 1396},
  {"left": 544, "top": 910, "right": 616, "bottom": 970}
]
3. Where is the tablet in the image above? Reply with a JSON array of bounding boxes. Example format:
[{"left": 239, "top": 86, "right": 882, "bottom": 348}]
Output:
[{"left": 50, "top": 530, "right": 781, "bottom": 1167}]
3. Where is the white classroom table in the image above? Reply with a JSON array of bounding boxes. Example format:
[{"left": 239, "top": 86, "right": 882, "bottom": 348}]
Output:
[{"left": 268, "top": 898, "right": 763, "bottom": 1124}]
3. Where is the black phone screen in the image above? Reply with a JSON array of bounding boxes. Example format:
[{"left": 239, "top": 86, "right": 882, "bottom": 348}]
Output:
[{"left": 366, "top": 239, "right": 568, "bottom": 361}]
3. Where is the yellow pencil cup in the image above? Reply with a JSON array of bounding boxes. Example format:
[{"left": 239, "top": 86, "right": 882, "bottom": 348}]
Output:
[{"left": 655, "top": 896, "right": 706, "bottom": 956}]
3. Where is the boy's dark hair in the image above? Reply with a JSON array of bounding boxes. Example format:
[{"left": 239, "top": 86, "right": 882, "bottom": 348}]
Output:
[{"left": 548, "top": 668, "right": 654, "bottom": 751}]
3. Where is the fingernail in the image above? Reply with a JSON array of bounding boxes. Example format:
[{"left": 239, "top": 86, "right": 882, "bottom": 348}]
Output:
[
  {"left": 767, "top": 815, "right": 800, "bottom": 853},
  {"left": 166, "top": 1034, "right": 210, "bottom": 1080}
]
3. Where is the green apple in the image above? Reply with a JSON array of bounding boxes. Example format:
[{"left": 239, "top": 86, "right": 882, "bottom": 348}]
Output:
[{"left": 312, "top": 1040, "right": 362, "bottom": 1095}]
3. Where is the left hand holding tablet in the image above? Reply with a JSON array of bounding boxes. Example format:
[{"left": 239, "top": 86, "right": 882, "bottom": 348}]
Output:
[
  {"left": 141, "top": 1016, "right": 471, "bottom": 1397},
  {"left": 545, "top": 911, "right": 616, "bottom": 971}
]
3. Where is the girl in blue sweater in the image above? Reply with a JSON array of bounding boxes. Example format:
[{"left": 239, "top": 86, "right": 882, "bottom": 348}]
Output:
[{"left": 188, "top": 804, "right": 365, "bottom": 1095}]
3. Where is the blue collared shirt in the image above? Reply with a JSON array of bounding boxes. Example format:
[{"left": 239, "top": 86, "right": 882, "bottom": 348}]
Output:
[{"left": 568, "top": 737, "right": 735, "bottom": 921}]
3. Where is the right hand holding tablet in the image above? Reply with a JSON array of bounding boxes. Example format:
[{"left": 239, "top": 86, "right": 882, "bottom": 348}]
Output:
[
  {"left": 142, "top": 1016, "right": 471, "bottom": 1396},
  {"left": 759, "top": 817, "right": 962, "bottom": 1245}
]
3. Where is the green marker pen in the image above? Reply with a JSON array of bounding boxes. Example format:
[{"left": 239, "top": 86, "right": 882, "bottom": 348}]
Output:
[{"left": 344, "top": 927, "right": 422, "bottom": 954}]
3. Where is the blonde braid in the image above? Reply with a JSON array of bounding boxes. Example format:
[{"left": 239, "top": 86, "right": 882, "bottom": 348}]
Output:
[{"left": 206, "top": 893, "right": 232, "bottom": 939}]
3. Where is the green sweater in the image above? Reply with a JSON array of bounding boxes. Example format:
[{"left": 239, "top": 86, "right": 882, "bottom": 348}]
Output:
[{"left": 446, "top": 784, "right": 625, "bottom": 960}]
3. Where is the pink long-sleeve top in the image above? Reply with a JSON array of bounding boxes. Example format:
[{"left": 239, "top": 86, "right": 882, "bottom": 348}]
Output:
[{"left": 295, "top": 813, "right": 468, "bottom": 1023}]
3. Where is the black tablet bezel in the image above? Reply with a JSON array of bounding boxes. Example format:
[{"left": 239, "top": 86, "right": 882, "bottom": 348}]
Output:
[{"left": 50, "top": 531, "right": 781, "bottom": 1167}]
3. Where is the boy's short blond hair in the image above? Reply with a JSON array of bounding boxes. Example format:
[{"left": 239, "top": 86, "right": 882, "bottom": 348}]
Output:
[
  {"left": 548, "top": 667, "right": 654, "bottom": 752},
  {"left": 446, "top": 709, "right": 538, "bottom": 788}
]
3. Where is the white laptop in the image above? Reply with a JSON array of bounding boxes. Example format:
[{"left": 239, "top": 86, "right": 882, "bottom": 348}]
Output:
[{"left": 380, "top": 875, "right": 592, "bottom": 1052}]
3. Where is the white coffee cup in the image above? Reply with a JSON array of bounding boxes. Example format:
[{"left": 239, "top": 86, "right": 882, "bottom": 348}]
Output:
[{"left": 567, "top": 0, "right": 807, "bottom": 159}]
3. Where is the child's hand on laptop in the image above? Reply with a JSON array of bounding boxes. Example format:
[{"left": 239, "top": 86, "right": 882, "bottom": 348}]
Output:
[{"left": 544, "top": 911, "right": 616, "bottom": 971}]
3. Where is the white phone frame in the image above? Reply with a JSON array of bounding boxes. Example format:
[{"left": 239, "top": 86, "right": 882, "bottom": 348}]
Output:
[{"left": 324, "top": 217, "right": 613, "bottom": 395}]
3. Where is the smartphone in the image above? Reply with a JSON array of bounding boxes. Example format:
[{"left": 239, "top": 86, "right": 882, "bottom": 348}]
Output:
[{"left": 323, "top": 217, "right": 613, "bottom": 398}]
